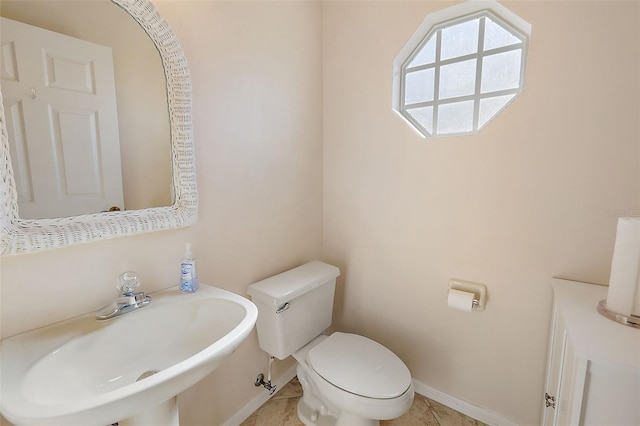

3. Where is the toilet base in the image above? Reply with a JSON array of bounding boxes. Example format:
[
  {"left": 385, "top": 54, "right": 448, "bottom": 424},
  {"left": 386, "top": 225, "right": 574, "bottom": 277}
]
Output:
[
  {"left": 296, "top": 364, "right": 381, "bottom": 426},
  {"left": 297, "top": 392, "right": 379, "bottom": 426},
  {"left": 296, "top": 363, "right": 338, "bottom": 426},
  {"left": 297, "top": 396, "right": 338, "bottom": 426}
]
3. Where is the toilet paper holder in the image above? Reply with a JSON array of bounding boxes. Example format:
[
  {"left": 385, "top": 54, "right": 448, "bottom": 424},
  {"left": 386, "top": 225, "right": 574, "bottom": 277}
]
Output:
[{"left": 450, "top": 279, "right": 487, "bottom": 311}]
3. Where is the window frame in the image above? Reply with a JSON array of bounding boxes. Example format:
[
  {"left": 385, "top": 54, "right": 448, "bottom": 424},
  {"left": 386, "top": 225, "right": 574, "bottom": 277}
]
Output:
[{"left": 392, "top": 0, "right": 532, "bottom": 138}]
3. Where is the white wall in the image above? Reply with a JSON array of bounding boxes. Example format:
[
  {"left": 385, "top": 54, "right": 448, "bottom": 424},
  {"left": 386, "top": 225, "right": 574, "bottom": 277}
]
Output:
[{"left": 322, "top": 1, "right": 640, "bottom": 424}]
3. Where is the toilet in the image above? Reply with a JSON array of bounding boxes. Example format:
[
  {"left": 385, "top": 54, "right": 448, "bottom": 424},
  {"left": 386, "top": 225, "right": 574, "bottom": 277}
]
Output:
[{"left": 247, "top": 261, "right": 414, "bottom": 426}]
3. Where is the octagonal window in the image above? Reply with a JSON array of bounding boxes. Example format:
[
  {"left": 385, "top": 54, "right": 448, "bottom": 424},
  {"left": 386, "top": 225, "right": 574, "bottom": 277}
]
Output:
[{"left": 392, "top": 1, "right": 531, "bottom": 138}]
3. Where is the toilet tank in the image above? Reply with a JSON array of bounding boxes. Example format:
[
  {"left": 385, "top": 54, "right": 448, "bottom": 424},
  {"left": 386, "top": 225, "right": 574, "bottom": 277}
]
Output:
[{"left": 247, "top": 261, "right": 340, "bottom": 360}]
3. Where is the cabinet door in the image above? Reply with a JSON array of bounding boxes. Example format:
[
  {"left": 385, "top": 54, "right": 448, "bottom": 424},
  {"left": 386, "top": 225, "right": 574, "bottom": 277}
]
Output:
[
  {"left": 555, "top": 337, "right": 587, "bottom": 426},
  {"left": 581, "top": 362, "right": 640, "bottom": 425},
  {"left": 542, "top": 302, "right": 567, "bottom": 426}
]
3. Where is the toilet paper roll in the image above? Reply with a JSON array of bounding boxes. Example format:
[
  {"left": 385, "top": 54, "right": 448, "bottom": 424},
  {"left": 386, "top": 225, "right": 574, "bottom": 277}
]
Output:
[{"left": 448, "top": 289, "right": 475, "bottom": 312}]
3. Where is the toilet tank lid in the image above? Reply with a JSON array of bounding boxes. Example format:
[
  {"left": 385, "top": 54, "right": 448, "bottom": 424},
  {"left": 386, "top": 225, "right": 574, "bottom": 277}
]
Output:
[{"left": 247, "top": 261, "right": 340, "bottom": 306}]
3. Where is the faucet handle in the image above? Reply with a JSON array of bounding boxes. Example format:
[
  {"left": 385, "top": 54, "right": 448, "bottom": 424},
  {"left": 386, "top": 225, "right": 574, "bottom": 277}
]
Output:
[{"left": 117, "top": 271, "right": 140, "bottom": 295}]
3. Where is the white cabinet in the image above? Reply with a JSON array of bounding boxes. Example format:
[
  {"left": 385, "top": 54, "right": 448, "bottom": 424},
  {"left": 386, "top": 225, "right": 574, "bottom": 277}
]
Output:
[{"left": 542, "top": 279, "right": 640, "bottom": 426}]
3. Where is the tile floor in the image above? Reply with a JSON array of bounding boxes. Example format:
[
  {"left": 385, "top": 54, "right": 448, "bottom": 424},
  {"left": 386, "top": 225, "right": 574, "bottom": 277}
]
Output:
[{"left": 240, "top": 377, "right": 486, "bottom": 426}]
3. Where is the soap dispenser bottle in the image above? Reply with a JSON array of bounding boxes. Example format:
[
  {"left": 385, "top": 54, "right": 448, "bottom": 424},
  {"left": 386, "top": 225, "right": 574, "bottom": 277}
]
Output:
[{"left": 180, "top": 243, "right": 199, "bottom": 293}]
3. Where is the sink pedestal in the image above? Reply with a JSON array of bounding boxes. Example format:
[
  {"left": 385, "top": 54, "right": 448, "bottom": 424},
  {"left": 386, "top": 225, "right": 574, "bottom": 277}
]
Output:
[{"left": 119, "top": 397, "right": 178, "bottom": 426}]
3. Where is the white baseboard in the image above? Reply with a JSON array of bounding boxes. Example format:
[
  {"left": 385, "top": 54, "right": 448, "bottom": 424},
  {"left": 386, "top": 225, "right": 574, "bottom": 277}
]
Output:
[
  {"left": 223, "top": 369, "right": 517, "bottom": 426},
  {"left": 222, "top": 364, "right": 298, "bottom": 426},
  {"left": 412, "top": 379, "right": 518, "bottom": 426}
]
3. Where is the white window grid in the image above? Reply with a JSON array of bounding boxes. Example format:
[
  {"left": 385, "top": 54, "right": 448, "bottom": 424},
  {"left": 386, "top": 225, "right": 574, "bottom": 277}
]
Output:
[{"left": 398, "top": 10, "right": 529, "bottom": 138}]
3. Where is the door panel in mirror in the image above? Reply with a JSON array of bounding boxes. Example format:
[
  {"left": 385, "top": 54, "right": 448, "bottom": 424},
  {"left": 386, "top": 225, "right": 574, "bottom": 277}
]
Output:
[
  {"left": 1, "top": 17, "right": 125, "bottom": 218},
  {"left": 0, "top": 0, "right": 171, "bottom": 218}
]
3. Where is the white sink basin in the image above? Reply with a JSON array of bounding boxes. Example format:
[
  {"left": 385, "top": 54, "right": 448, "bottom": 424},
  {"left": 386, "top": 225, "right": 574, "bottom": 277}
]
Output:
[{"left": 0, "top": 284, "right": 258, "bottom": 426}]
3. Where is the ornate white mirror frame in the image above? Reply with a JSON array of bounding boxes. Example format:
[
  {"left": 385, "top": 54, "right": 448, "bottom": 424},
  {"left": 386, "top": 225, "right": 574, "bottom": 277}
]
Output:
[{"left": 0, "top": 0, "right": 197, "bottom": 255}]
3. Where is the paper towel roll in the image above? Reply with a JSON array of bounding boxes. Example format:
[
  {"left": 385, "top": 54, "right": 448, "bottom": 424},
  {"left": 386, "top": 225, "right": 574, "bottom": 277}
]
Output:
[
  {"left": 448, "top": 289, "right": 475, "bottom": 312},
  {"left": 607, "top": 217, "right": 640, "bottom": 316}
]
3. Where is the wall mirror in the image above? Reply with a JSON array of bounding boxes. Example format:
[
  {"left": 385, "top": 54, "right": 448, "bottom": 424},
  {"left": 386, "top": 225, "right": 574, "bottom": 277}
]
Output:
[{"left": 0, "top": 0, "right": 197, "bottom": 255}]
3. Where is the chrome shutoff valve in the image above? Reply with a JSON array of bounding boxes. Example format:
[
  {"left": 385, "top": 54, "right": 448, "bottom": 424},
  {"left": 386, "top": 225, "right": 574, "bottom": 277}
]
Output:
[{"left": 254, "top": 373, "right": 277, "bottom": 395}]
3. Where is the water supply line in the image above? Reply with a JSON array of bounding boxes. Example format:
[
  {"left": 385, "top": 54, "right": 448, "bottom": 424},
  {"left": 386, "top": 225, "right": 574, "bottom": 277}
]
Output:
[{"left": 254, "top": 355, "right": 277, "bottom": 394}]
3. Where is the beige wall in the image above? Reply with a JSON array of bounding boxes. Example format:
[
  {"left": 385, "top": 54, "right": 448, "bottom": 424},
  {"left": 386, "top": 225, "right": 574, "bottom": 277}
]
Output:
[
  {"left": 0, "top": 1, "right": 322, "bottom": 425},
  {"left": 323, "top": 1, "right": 639, "bottom": 424},
  {"left": 1, "top": 1, "right": 639, "bottom": 426}
]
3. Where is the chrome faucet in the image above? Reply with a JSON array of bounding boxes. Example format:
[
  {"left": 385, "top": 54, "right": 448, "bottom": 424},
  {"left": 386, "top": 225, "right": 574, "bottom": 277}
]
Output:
[{"left": 96, "top": 271, "right": 152, "bottom": 321}]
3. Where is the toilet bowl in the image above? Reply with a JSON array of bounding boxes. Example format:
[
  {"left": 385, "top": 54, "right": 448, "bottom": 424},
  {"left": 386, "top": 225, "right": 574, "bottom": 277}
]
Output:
[
  {"left": 293, "top": 333, "right": 414, "bottom": 426},
  {"left": 247, "top": 261, "right": 415, "bottom": 426}
]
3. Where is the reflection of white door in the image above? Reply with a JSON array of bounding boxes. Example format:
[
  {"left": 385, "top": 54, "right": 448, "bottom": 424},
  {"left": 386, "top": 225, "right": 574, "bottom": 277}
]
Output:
[{"left": 0, "top": 17, "right": 124, "bottom": 219}]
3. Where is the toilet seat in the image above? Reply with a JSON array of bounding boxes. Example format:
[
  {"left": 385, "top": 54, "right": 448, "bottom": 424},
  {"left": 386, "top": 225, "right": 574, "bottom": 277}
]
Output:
[{"left": 308, "top": 332, "right": 412, "bottom": 399}]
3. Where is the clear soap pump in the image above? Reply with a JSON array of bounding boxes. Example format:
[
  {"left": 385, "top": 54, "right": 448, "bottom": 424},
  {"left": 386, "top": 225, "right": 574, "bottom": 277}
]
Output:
[{"left": 180, "top": 243, "right": 199, "bottom": 293}]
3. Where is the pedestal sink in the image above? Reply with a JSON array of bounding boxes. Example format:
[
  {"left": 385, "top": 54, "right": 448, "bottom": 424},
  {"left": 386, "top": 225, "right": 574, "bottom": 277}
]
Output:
[{"left": 0, "top": 284, "right": 258, "bottom": 426}]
